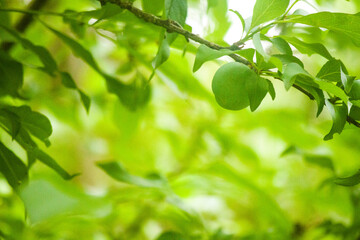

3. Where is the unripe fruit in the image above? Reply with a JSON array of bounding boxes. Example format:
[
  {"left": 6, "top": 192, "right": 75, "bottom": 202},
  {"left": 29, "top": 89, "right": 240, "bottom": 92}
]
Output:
[{"left": 212, "top": 62, "right": 257, "bottom": 110}]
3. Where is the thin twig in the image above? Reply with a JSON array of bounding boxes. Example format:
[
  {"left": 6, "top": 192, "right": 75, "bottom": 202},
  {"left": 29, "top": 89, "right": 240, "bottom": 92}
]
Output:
[
  {"left": 101, "top": 0, "right": 360, "bottom": 128},
  {"left": 101, "top": 0, "right": 249, "bottom": 65},
  {"left": 347, "top": 116, "right": 360, "bottom": 128}
]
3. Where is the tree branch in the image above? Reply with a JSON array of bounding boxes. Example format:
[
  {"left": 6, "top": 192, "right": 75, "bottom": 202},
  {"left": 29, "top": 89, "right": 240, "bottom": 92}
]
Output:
[
  {"left": 101, "top": 0, "right": 360, "bottom": 129},
  {"left": 101, "top": 0, "right": 249, "bottom": 65}
]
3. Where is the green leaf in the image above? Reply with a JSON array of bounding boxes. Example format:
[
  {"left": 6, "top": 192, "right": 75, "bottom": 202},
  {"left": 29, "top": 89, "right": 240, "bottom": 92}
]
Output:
[
  {"left": 97, "top": 161, "right": 167, "bottom": 188},
  {"left": 324, "top": 100, "right": 348, "bottom": 140},
  {"left": 334, "top": 170, "right": 360, "bottom": 186},
  {"left": 78, "top": 90, "right": 91, "bottom": 113},
  {"left": 280, "top": 36, "right": 333, "bottom": 60},
  {"left": 0, "top": 109, "right": 21, "bottom": 140},
  {"left": 350, "top": 105, "right": 360, "bottom": 120},
  {"left": 304, "top": 154, "right": 334, "bottom": 171},
  {"left": 229, "top": 9, "right": 246, "bottom": 36},
  {"left": 0, "top": 51, "right": 23, "bottom": 97},
  {"left": 352, "top": 100, "right": 360, "bottom": 108},
  {"left": 287, "top": 12, "right": 360, "bottom": 47},
  {"left": 341, "top": 69, "right": 355, "bottom": 93},
  {"left": 193, "top": 45, "right": 233, "bottom": 72},
  {"left": 236, "top": 48, "right": 255, "bottom": 62},
  {"left": 84, "top": 3, "right": 124, "bottom": 22},
  {"left": 0, "top": 24, "right": 57, "bottom": 74},
  {"left": 316, "top": 59, "right": 342, "bottom": 82},
  {"left": 282, "top": 63, "right": 310, "bottom": 90},
  {"left": 60, "top": 72, "right": 91, "bottom": 113},
  {"left": 349, "top": 80, "right": 360, "bottom": 100},
  {"left": 0, "top": 141, "right": 28, "bottom": 190},
  {"left": 41, "top": 21, "right": 101, "bottom": 73},
  {"left": 207, "top": 0, "right": 218, "bottom": 10},
  {"left": 142, "top": 0, "right": 164, "bottom": 15},
  {"left": 63, "top": 10, "right": 86, "bottom": 39},
  {"left": 271, "top": 37, "right": 292, "bottom": 55},
  {"left": 60, "top": 72, "right": 77, "bottom": 89},
  {"left": 253, "top": 33, "right": 269, "bottom": 61},
  {"left": 269, "top": 56, "right": 283, "bottom": 72},
  {"left": 307, "top": 86, "right": 325, "bottom": 117},
  {"left": 251, "top": 0, "right": 290, "bottom": 29},
  {"left": 153, "top": 35, "right": 170, "bottom": 69},
  {"left": 272, "top": 54, "right": 304, "bottom": 68},
  {"left": 2, "top": 105, "right": 52, "bottom": 145},
  {"left": 314, "top": 78, "right": 348, "bottom": 103},
  {"left": 33, "top": 148, "right": 79, "bottom": 180},
  {"left": 165, "top": 0, "right": 187, "bottom": 26},
  {"left": 267, "top": 80, "right": 276, "bottom": 100},
  {"left": 105, "top": 76, "right": 151, "bottom": 111},
  {"left": 246, "top": 76, "right": 269, "bottom": 111},
  {"left": 156, "top": 232, "right": 187, "bottom": 240}
]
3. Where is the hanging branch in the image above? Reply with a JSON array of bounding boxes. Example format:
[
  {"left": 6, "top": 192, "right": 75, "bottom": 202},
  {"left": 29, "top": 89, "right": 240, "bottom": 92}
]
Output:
[
  {"left": 100, "top": 0, "right": 249, "bottom": 65},
  {"left": 99, "top": 0, "right": 360, "bottom": 129}
]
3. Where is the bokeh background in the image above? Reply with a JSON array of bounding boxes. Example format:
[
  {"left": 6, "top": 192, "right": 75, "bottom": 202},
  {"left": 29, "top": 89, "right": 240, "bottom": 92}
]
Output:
[{"left": 1, "top": 0, "right": 360, "bottom": 239}]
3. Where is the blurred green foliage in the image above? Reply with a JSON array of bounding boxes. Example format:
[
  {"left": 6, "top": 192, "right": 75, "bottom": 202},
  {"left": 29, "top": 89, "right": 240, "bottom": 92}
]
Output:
[{"left": 0, "top": 0, "right": 360, "bottom": 239}]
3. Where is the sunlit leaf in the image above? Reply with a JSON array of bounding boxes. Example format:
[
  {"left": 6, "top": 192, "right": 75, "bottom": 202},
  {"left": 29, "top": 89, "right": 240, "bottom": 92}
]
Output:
[
  {"left": 246, "top": 76, "right": 268, "bottom": 111},
  {"left": 142, "top": 0, "right": 164, "bottom": 14},
  {"left": 230, "top": 9, "right": 246, "bottom": 36},
  {"left": 272, "top": 54, "right": 304, "bottom": 68},
  {"left": 324, "top": 100, "right": 347, "bottom": 140},
  {"left": 85, "top": 3, "right": 123, "bottom": 21},
  {"left": 315, "top": 78, "right": 348, "bottom": 103},
  {"left": 287, "top": 12, "right": 360, "bottom": 47},
  {"left": 282, "top": 63, "right": 310, "bottom": 90},
  {"left": 280, "top": 36, "right": 333, "bottom": 60},
  {"left": 193, "top": 45, "right": 233, "bottom": 72},
  {"left": 253, "top": 33, "right": 269, "bottom": 61},
  {"left": 341, "top": 71, "right": 355, "bottom": 94},
  {"left": 251, "top": 0, "right": 290, "bottom": 29},
  {"left": 153, "top": 33, "right": 170, "bottom": 70},
  {"left": 267, "top": 79, "right": 276, "bottom": 100},
  {"left": 207, "top": 0, "right": 218, "bottom": 10},
  {"left": 165, "top": 0, "right": 187, "bottom": 26},
  {"left": 316, "top": 59, "right": 342, "bottom": 82},
  {"left": 271, "top": 37, "right": 292, "bottom": 55}
]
